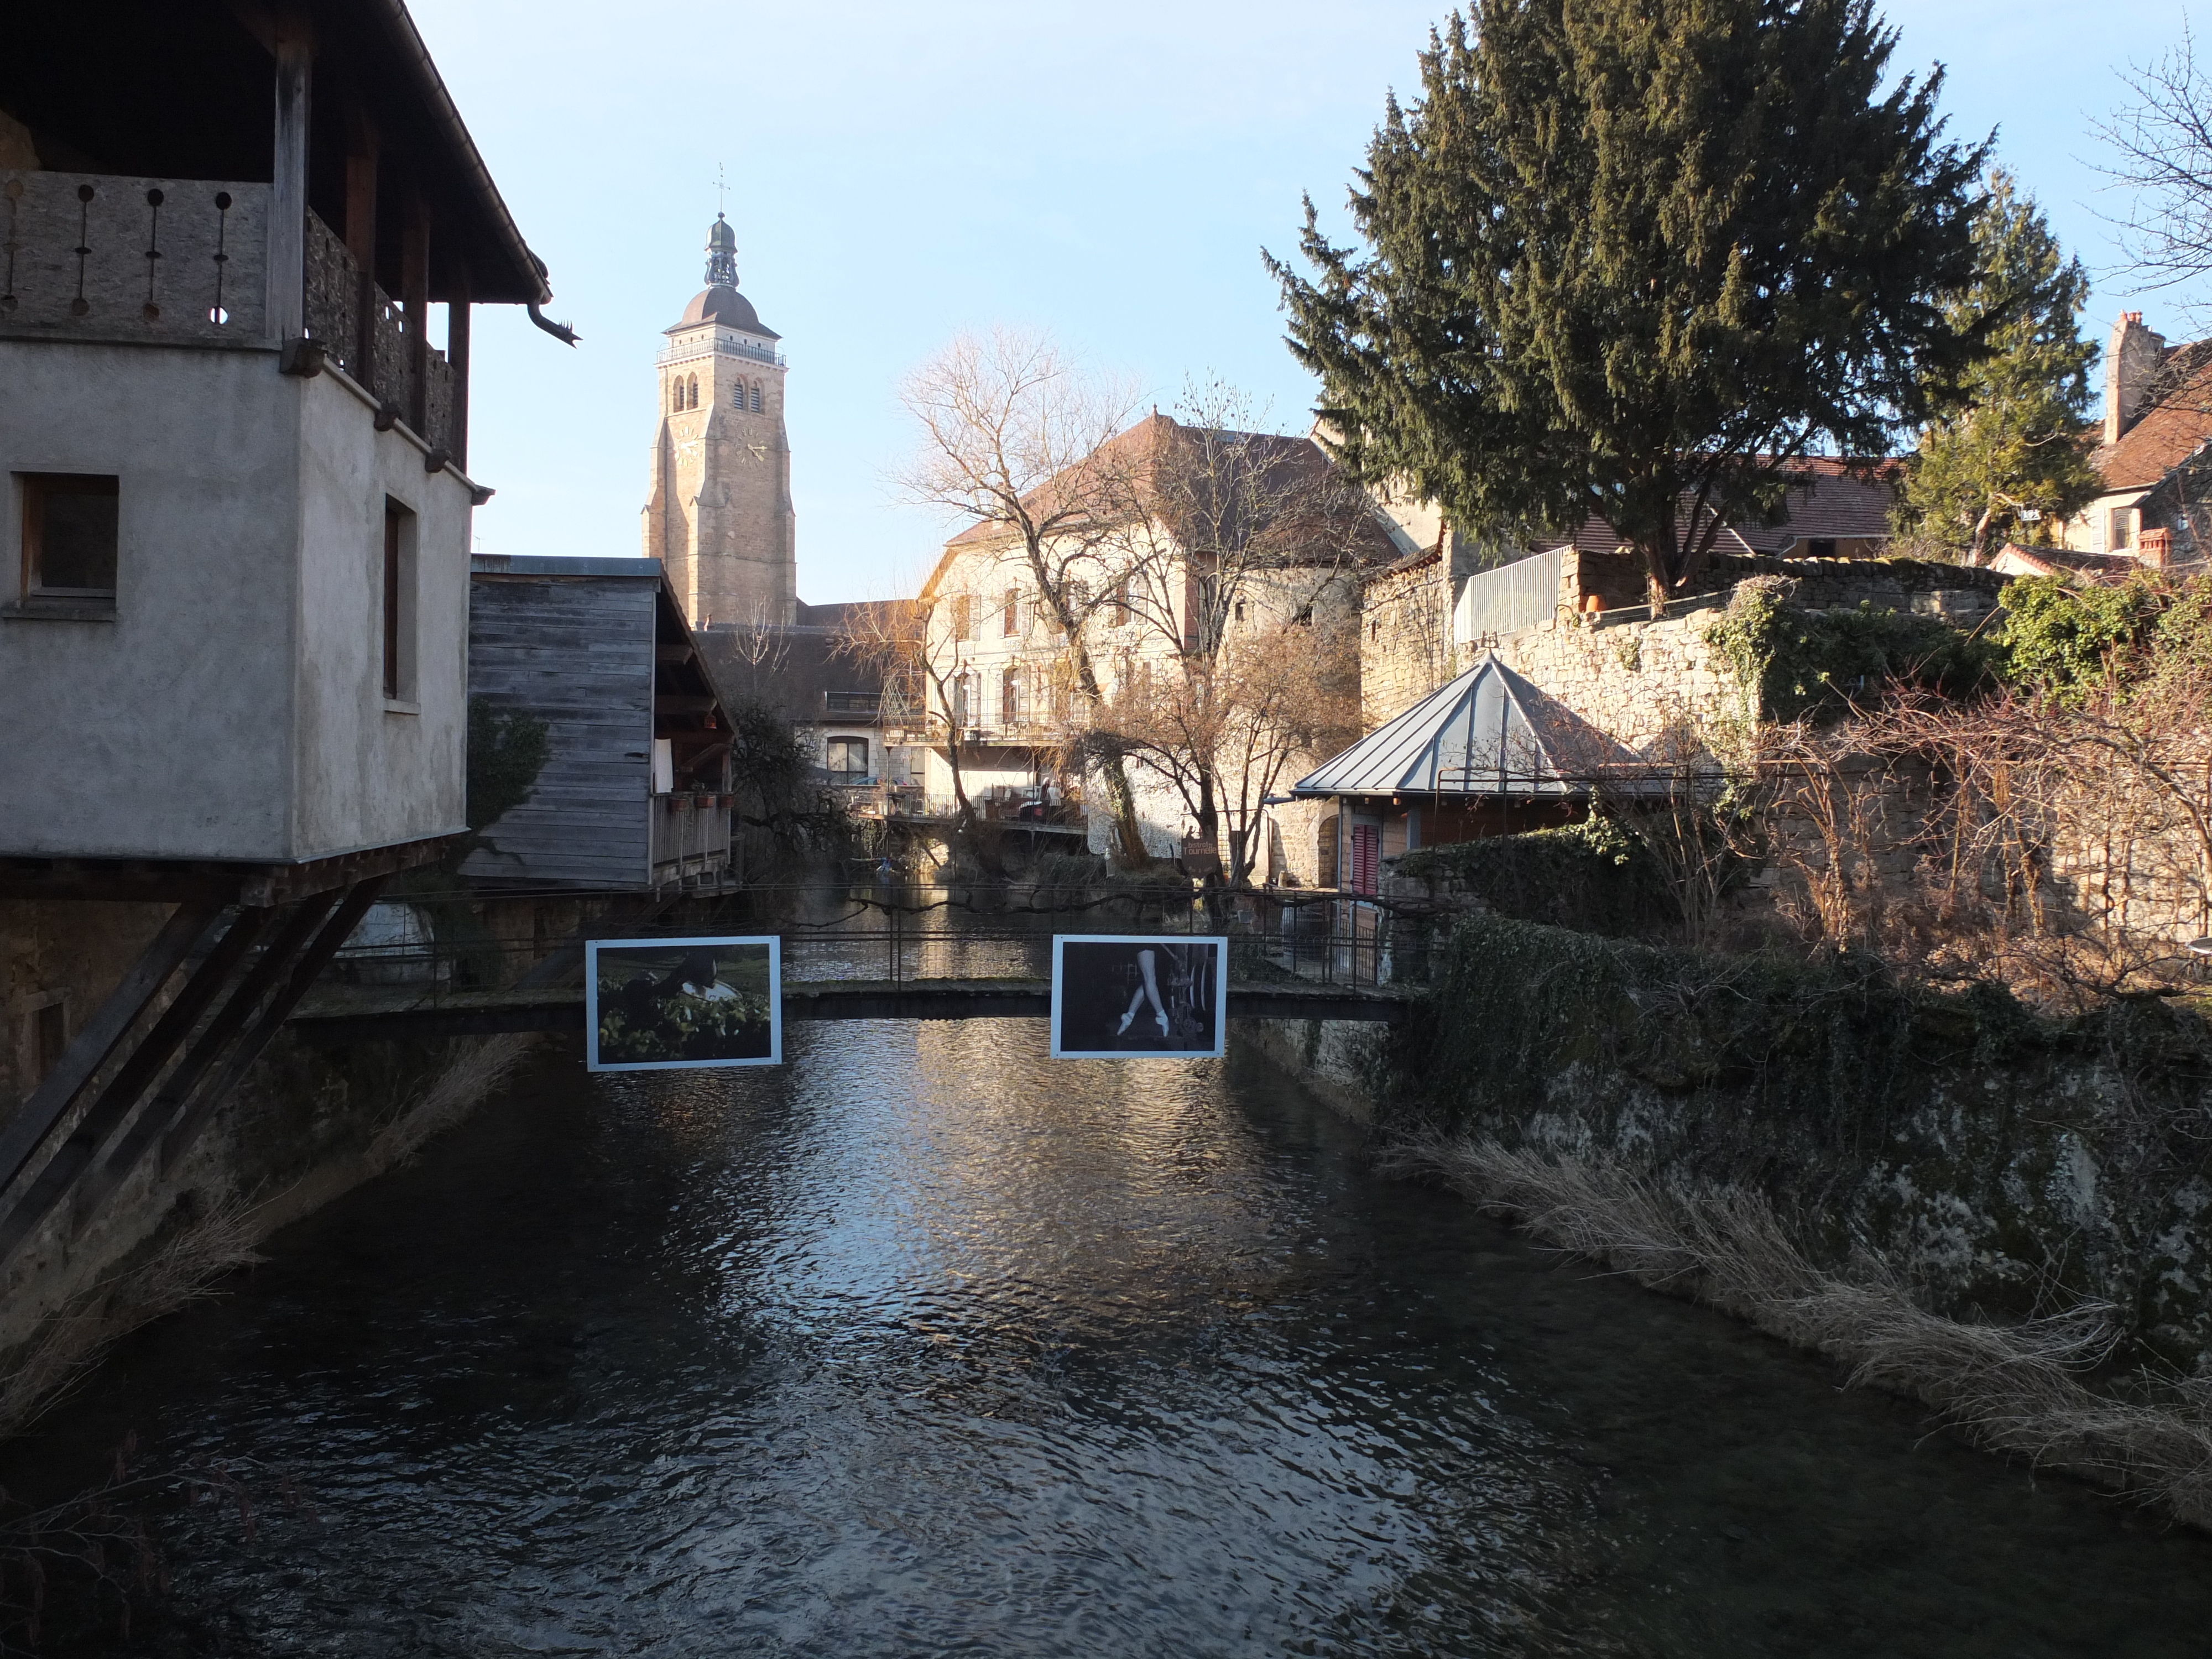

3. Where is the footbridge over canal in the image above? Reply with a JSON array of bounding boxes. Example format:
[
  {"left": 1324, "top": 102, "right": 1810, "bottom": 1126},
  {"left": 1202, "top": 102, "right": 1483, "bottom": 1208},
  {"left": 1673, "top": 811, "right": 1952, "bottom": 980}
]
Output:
[
  {"left": 291, "top": 911, "right": 1413, "bottom": 1042},
  {"left": 291, "top": 977, "right": 1407, "bottom": 1043}
]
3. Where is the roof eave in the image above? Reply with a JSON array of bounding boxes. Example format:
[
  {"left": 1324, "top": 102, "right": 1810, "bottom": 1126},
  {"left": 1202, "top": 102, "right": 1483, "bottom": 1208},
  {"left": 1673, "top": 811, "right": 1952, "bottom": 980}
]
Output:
[{"left": 350, "top": 0, "right": 549, "bottom": 305}]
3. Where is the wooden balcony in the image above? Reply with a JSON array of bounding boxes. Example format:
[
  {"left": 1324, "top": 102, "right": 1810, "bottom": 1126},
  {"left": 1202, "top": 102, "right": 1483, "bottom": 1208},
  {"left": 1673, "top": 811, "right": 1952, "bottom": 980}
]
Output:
[
  {"left": 0, "top": 169, "right": 271, "bottom": 343},
  {"left": 0, "top": 172, "right": 464, "bottom": 463},
  {"left": 648, "top": 793, "right": 733, "bottom": 892}
]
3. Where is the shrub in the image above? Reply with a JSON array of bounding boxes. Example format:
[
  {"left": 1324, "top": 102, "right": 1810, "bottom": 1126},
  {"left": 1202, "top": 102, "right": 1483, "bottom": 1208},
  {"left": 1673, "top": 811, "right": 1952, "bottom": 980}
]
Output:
[
  {"left": 1992, "top": 570, "right": 2212, "bottom": 705},
  {"left": 1705, "top": 580, "right": 1996, "bottom": 720},
  {"left": 1393, "top": 818, "right": 1676, "bottom": 938}
]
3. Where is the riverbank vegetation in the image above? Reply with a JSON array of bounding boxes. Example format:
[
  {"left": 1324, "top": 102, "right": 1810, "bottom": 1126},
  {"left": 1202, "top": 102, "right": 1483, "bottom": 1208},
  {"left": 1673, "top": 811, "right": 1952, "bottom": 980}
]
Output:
[{"left": 1369, "top": 911, "right": 2212, "bottom": 1522}]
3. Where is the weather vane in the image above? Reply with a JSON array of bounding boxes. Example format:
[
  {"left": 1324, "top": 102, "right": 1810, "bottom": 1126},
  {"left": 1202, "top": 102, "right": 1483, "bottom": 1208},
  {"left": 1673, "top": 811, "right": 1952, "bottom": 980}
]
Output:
[{"left": 715, "top": 162, "right": 728, "bottom": 217}]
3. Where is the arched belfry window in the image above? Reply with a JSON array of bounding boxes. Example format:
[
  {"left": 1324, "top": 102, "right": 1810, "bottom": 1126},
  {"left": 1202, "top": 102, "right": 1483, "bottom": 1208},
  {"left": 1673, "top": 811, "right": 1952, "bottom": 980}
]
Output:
[
  {"left": 671, "top": 378, "right": 684, "bottom": 414},
  {"left": 750, "top": 382, "right": 763, "bottom": 413},
  {"left": 687, "top": 374, "right": 700, "bottom": 410}
]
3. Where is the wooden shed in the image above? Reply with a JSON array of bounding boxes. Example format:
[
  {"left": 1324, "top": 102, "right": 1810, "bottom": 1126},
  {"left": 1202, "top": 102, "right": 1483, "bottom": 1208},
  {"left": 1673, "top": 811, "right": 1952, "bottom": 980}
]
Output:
[{"left": 463, "top": 556, "right": 734, "bottom": 891}]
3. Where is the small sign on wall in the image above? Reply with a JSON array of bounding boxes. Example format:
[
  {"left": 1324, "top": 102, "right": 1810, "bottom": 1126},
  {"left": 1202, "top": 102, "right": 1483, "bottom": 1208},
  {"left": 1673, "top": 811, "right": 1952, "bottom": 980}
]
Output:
[
  {"left": 1050, "top": 935, "right": 1227, "bottom": 1059},
  {"left": 586, "top": 935, "right": 781, "bottom": 1071}
]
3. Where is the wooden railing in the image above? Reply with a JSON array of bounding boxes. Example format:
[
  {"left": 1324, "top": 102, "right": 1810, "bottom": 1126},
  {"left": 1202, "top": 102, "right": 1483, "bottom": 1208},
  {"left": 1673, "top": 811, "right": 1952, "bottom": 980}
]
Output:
[
  {"left": 0, "top": 175, "right": 463, "bottom": 459},
  {"left": 648, "top": 794, "right": 733, "bottom": 890},
  {"left": 304, "top": 210, "right": 456, "bottom": 450},
  {"left": 0, "top": 169, "right": 270, "bottom": 341}
]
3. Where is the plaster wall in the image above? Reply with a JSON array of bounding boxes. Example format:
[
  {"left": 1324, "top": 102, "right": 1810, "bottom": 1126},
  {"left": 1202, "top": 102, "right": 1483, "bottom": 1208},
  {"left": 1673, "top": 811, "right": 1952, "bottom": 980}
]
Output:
[
  {"left": 1, "top": 341, "right": 295, "bottom": 858},
  {"left": 293, "top": 369, "right": 471, "bottom": 855},
  {"left": 0, "top": 339, "right": 468, "bottom": 860}
]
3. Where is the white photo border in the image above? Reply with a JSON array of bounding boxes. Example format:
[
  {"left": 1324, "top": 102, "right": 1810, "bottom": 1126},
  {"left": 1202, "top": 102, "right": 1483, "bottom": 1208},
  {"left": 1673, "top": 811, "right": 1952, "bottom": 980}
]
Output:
[
  {"left": 1050, "top": 933, "right": 1230, "bottom": 1060},
  {"left": 586, "top": 934, "right": 783, "bottom": 1072}
]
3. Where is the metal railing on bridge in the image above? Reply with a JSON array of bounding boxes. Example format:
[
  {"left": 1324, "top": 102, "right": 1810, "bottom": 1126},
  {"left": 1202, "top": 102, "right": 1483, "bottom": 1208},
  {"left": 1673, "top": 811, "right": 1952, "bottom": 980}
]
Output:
[{"left": 297, "top": 882, "right": 1433, "bottom": 1039}]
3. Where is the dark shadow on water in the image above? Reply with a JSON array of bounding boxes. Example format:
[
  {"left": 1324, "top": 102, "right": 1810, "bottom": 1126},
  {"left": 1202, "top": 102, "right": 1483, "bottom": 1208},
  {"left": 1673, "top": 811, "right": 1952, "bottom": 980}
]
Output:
[{"left": 3, "top": 1021, "right": 2204, "bottom": 1657}]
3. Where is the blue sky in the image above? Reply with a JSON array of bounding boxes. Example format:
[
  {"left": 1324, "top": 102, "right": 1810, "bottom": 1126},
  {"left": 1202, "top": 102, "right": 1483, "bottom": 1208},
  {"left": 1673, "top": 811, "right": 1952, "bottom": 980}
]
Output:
[{"left": 413, "top": 0, "right": 2200, "bottom": 603}]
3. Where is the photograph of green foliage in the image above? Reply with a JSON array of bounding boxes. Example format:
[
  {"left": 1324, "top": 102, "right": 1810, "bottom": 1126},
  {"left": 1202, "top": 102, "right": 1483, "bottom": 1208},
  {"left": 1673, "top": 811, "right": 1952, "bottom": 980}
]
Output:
[{"left": 587, "top": 937, "right": 781, "bottom": 1072}]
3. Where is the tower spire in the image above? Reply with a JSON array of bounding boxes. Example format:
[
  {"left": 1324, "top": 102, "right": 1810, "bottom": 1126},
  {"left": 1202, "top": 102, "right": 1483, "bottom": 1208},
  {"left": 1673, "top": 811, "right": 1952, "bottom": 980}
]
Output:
[{"left": 705, "top": 212, "right": 739, "bottom": 289}]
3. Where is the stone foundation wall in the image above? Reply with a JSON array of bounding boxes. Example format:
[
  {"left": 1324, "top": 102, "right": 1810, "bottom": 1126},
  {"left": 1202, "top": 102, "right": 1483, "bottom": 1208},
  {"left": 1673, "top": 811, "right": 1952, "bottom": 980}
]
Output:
[
  {"left": 1500, "top": 610, "right": 1744, "bottom": 748},
  {"left": 1358, "top": 547, "right": 2015, "bottom": 748}
]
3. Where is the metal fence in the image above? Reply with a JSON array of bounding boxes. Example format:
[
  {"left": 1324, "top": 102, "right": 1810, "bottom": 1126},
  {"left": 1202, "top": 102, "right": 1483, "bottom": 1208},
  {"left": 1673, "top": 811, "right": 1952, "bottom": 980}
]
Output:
[
  {"left": 1452, "top": 547, "right": 1567, "bottom": 645},
  {"left": 326, "top": 883, "right": 1432, "bottom": 999}
]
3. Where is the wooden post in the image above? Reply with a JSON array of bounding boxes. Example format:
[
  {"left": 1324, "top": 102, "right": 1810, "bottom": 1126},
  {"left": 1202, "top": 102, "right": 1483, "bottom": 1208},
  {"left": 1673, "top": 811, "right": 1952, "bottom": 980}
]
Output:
[
  {"left": 402, "top": 194, "right": 430, "bottom": 434},
  {"left": 343, "top": 101, "right": 378, "bottom": 389},
  {"left": 266, "top": 22, "right": 312, "bottom": 342},
  {"left": 446, "top": 268, "right": 471, "bottom": 468}
]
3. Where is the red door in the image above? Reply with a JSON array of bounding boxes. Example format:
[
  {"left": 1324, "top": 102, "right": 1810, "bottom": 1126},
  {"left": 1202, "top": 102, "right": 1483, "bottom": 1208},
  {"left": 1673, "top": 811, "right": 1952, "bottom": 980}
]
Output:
[{"left": 1350, "top": 823, "right": 1380, "bottom": 896}]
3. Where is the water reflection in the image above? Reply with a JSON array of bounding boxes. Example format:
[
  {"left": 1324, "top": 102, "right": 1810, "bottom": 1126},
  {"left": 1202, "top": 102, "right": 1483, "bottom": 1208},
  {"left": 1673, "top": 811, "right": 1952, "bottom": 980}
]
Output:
[{"left": 7, "top": 1019, "right": 2208, "bottom": 1657}]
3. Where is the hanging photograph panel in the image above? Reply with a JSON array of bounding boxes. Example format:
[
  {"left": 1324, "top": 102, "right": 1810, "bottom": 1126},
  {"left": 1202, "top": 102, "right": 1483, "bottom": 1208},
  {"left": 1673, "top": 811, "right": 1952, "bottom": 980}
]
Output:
[
  {"left": 1050, "top": 935, "right": 1228, "bottom": 1059},
  {"left": 586, "top": 935, "right": 782, "bottom": 1071}
]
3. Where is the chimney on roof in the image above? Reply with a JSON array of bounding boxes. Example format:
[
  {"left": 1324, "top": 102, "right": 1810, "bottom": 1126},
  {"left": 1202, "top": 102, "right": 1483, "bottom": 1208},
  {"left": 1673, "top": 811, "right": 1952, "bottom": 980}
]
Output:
[
  {"left": 2138, "top": 525, "right": 2174, "bottom": 568},
  {"left": 2106, "top": 312, "right": 2168, "bottom": 445}
]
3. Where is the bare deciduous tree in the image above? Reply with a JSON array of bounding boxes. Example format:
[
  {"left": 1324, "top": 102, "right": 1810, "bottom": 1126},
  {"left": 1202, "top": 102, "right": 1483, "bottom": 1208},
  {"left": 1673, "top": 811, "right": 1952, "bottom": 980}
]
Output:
[
  {"left": 2099, "top": 25, "right": 2212, "bottom": 304},
  {"left": 895, "top": 328, "right": 1154, "bottom": 865},
  {"left": 832, "top": 595, "right": 999, "bottom": 867},
  {"left": 1718, "top": 672, "right": 2212, "bottom": 1004},
  {"left": 1097, "top": 384, "right": 1384, "bottom": 885}
]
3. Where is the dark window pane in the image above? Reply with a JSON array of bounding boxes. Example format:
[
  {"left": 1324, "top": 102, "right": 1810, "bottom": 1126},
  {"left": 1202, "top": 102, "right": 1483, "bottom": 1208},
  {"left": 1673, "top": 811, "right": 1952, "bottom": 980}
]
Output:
[{"left": 28, "top": 476, "right": 118, "bottom": 593}]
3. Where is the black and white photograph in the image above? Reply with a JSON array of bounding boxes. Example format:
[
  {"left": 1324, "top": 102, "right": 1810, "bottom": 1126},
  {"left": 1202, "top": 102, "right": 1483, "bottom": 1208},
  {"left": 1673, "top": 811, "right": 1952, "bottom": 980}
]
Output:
[
  {"left": 587, "top": 936, "right": 781, "bottom": 1072},
  {"left": 1051, "top": 936, "right": 1227, "bottom": 1060}
]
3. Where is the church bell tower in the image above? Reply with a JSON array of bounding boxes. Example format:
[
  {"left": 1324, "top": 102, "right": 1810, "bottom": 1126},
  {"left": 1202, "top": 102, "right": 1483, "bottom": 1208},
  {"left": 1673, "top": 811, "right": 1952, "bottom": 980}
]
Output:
[{"left": 641, "top": 214, "right": 797, "bottom": 627}]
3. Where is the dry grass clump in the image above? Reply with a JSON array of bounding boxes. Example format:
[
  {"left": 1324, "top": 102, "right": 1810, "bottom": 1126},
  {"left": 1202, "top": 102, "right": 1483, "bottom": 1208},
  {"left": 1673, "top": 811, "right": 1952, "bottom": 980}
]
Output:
[
  {"left": 1381, "top": 1135, "right": 2212, "bottom": 1526},
  {"left": 363, "top": 1032, "right": 537, "bottom": 1175},
  {"left": 0, "top": 1203, "right": 265, "bottom": 1438}
]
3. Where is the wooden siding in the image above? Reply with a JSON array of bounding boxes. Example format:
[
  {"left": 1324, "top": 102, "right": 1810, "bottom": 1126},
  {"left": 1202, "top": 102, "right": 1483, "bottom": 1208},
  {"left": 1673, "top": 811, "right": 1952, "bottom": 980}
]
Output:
[{"left": 462, "top": 576, "right": 656, "bottom": 889}]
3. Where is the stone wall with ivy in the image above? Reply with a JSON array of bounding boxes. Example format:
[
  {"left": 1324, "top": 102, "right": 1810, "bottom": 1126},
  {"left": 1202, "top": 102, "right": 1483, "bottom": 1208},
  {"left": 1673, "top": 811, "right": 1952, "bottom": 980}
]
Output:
[{"left": 1383, "top": 912, "right": 2212, "bottom": 1366}]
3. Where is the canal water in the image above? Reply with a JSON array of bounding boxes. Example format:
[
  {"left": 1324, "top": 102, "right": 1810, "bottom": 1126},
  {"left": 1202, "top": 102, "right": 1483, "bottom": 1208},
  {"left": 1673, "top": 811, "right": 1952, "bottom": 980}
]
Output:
[{"left": 9, "top": 1019, "right": 2209, "bottom": 1656}]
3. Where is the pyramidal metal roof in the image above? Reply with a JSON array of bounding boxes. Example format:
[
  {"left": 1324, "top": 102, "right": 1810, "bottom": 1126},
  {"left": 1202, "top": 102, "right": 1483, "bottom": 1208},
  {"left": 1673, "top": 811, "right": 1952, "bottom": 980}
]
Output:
[{"left": 1291, "top": 652, "right": 1635, "bottom": 799}]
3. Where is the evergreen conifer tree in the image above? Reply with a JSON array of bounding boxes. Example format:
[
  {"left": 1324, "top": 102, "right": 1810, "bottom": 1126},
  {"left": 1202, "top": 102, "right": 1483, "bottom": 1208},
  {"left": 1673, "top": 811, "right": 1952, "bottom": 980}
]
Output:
[
  {"left": 1269, "top": 1, "right": 1987, "bottom": 606},
  {"left": 1892, "top": 170, "right": 2100, "bottom": 560}
]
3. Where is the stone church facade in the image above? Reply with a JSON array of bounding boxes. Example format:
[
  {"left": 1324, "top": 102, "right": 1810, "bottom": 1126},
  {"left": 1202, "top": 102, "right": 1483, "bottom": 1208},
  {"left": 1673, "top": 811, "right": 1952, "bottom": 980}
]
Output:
[{"left": 641, "top": 214, "right": 797, "bottom": 627}]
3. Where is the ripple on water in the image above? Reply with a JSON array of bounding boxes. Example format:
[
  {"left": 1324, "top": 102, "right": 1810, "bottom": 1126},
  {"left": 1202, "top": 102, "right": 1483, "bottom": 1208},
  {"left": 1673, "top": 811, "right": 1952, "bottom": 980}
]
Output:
[{"left": 6, "top": 1019, "right": 2207, "bottom": 1657}]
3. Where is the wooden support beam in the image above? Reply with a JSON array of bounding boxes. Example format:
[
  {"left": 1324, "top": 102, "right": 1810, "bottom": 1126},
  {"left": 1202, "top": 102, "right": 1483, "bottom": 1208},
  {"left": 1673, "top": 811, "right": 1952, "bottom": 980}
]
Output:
[
  {"left": 0, "top": 906, "right": 218, "bottom": 1206},
  {"left": 446, "top": 268, "right": 471, "bottom": 467},
  {"left": 161, "top": 877, "right": 389, "bottom": 1173},
  {"left": 74, "top": 892, "right": 344, "bottom": 1233},
  {"left": 0, "top": 839, "right": 450, "bottom": 905},
  {"left": 266, "top": 19, "right": 312, "bottom": 342},
  {"left": 402, "top": 193, "right": 430, "bottom": 435},
  {"left": 0, "top": 906, "right": 278, "bottom": 1266},
  {"left": 343, "top": 98, "right": 378, "bottom": 390}
]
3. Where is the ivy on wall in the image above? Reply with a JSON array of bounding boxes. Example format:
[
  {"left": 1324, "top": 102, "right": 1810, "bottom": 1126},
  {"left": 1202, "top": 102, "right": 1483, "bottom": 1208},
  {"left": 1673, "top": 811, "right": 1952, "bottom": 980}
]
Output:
[
  {"left": 1993, "top": 571, "right": 2212, "bottom": 706},
  {"left": 1394, "top": 818, "right": 1677, "bottom": 938},
  {"left": 1704, "top": 581, "right": 1997, "bottom": 720}
]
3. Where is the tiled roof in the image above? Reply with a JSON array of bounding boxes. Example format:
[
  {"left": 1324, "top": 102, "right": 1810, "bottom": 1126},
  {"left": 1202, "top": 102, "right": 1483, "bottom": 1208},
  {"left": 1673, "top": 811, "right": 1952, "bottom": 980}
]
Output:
[
  {"left": 1983, "top": 544, "right": 2141, "bottom": 582},
  {"left": 2095, "top": 349, "right": 2212, "bottom": 491},
  {"left": 1563, "top": 462, "right": 1900, "bottom": 557}
]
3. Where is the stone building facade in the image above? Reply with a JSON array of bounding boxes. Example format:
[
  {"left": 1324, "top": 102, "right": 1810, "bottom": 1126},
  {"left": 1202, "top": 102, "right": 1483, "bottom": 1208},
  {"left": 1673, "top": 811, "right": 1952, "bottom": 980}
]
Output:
[
  {"left": 641, "top": 215, "right": 797, "bottom": 628},
  {"left": 916, "top": 416, "right": 1386, "bottom": 873}
]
